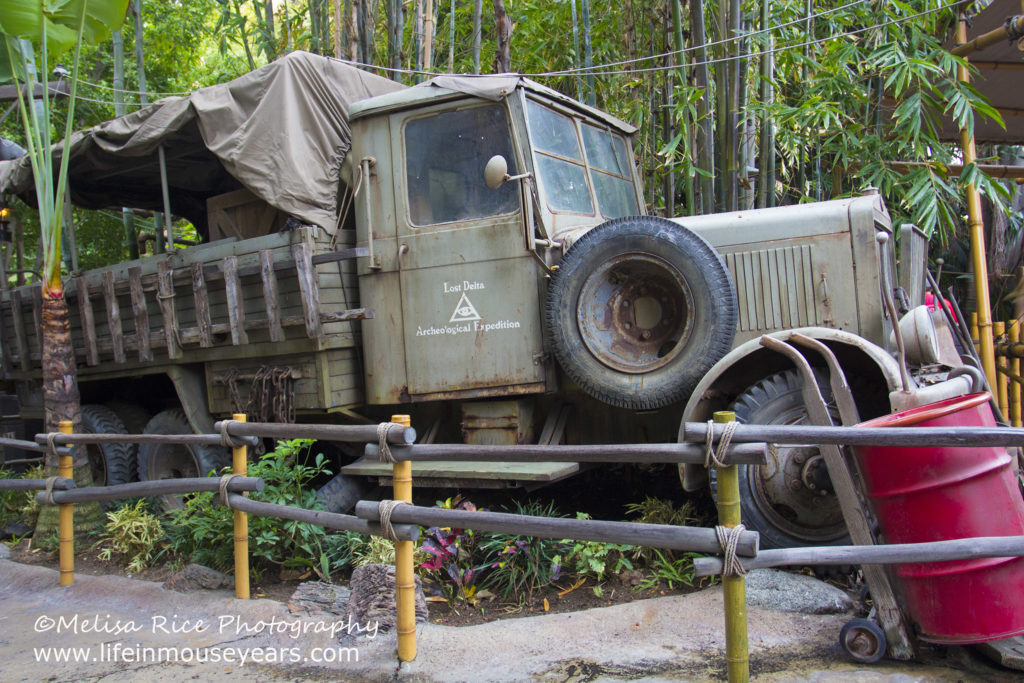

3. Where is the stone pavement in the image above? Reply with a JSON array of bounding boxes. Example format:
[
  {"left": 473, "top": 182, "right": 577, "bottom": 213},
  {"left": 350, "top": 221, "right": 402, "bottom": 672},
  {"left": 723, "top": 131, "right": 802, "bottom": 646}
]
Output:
[{"left": 0, "top": 559, "right": 1014, "bottom": 681}]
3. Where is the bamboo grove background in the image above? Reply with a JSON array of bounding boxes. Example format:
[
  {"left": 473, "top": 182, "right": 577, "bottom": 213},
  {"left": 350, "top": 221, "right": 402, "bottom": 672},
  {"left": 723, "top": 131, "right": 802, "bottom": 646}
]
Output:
[{"left": 3, "top": 0, "right": 1023, "bottom": 316}]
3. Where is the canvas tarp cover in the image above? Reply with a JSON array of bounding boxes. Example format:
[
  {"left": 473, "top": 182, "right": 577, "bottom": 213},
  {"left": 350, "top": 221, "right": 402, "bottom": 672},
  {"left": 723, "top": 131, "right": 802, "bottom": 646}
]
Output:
[{"left": 0, "top": 51, "right": 405, "bottom": 233}]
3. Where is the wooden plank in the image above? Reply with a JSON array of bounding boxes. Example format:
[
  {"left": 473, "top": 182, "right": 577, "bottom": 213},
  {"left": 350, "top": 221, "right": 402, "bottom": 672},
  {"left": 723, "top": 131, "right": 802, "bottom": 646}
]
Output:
[
  {"left": 128, "top": 266, "right": 153, "bottom": 362},
  {"left": 156, "top": 261, "right": 181, "bottom": 359},
  {"left": 192, "top": 262, "right": 212, "bottom": 348},
  {"left": 30, "top": 286, "right": 42, "bottom": 347},
  {"left": 75, "top": 277, "right": 99, "bottom": 366},
  {"left": 260, "top": 249, "right": 285, "bottom": 343},
  {"left": 222, "top": 255, "right": 248, "bottom": 345},
  {"left": 102, "top": 270, "right": 125, "bottom": 364},
  {"left": 293, "top": 242, "right": 322, "bottom": 341},
  {"left": 10, "top": 291, "right": 29, "bottom": 371}
]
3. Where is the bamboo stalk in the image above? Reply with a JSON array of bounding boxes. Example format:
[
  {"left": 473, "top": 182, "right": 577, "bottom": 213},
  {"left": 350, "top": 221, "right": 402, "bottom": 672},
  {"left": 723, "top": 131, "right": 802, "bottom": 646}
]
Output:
[
  {"left": 232, "top": 413, "right": 249, "bottom": 600},
  {"left": 392, "top": 414, "right": 416, "bottom": 663},
  {"left": 1011, "top": 321, "right": 1021, "bottom": 427},
  {"left": 354, "top": 501, "right": 760, "bottom": 556},
  {"left": 714, "top": 411, "right": 748, "bottom": 683},
  {"left": 958, "top": 17, "right": 998, "bottom": 391},
  {"left": 997, "top": 321, "right": 1010, "bottom": 419},
  {"left": 58, "top": 420, "right": 73, "bottom": 587},
  {"left": 363, "top": 441, "right": 768, "bottom": 465},
  {"left": 694, "top": 535, "right": 1024, "bottom": 577}
]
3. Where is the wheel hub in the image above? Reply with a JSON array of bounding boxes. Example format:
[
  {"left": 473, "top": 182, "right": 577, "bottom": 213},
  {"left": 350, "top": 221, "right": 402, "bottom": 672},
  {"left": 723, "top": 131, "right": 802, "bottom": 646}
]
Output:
[
  {"left": 576, "top": 252, "right": 693, "bottom": 373},
  {"left": 748, "top": 438, "right": 847, "bottom": 544}
]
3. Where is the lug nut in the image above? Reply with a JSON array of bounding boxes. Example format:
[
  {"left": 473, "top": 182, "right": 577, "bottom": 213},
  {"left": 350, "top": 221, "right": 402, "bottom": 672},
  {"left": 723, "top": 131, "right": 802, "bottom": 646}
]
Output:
[{"left": 788, "top": 479, "right": 802, "bottom": 491}]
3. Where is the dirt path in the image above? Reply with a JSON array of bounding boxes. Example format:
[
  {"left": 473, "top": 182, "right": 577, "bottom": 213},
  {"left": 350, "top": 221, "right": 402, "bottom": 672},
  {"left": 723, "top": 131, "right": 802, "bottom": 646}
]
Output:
[{"left": 0, "top": 558, "right": 1014, "bottom": 682}]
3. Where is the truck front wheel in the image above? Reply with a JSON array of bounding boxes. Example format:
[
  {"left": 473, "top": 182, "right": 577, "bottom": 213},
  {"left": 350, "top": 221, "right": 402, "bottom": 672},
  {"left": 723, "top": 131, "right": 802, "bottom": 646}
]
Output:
[
  {"left": 137, "top": 409, "right": 231, "bottom": 510},
  {"left": 726, "top": 370, "right": 850, "bottom": 548},
  {"left": 546, "top": 216, "right": 737, "bottom": 410}
]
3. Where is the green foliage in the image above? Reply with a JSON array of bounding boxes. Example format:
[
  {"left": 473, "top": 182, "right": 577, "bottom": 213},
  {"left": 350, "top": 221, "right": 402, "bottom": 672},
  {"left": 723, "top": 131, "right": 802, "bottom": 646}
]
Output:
[
  {"left": 95, "top": 499, "right": 163, "bottom": 573},
  {"left": 419, "top": 496, "right": 489, "bottom": 605},
  {"left": 479, "top": 500, "right": 566, "bottom": 603},
  {"left": 624, "top": 496, "right": 701, "bottom": 565},
  {"left": 0, "top": 466, "right": 40, "bottom": 530},
  {"left": 634, "top": 548, "right": 696, "bottom": 592},
  {"left": 163, "top": 439, "right": 351, "bottom": 581},
  {"left": 559, "top": 513, "right": 634, "bottom": 594}
]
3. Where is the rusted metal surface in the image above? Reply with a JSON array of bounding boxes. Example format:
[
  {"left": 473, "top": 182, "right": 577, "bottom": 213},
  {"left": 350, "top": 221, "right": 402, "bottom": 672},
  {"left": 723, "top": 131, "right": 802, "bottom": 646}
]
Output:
[{"left": 577, "top": 252, "right": 692, "bottom": 373}]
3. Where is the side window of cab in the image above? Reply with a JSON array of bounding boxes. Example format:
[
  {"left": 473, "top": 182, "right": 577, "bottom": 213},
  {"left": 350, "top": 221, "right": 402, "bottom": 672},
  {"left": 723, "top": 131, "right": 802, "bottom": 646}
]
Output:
[{"left": 404, "top": 104, "right": 519, "bottom": 226}]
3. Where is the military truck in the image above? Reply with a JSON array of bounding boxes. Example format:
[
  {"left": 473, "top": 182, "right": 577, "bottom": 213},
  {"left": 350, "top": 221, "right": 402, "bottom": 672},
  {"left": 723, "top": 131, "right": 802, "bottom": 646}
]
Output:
[{"left": 0, "top": 52, "right": 968, "bottom": 546}]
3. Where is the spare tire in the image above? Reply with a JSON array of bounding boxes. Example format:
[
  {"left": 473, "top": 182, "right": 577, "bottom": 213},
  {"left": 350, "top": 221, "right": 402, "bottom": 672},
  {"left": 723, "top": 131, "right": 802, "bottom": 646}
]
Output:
[{"left": 546, "top": 216, "right": 737, "bottom": 410}]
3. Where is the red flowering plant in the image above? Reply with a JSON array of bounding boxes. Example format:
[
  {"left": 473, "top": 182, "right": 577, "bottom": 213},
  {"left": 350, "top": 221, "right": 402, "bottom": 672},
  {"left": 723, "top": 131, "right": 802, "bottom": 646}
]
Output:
[{"left": 419, "top": 496, "right": 490, "bottom": 605}]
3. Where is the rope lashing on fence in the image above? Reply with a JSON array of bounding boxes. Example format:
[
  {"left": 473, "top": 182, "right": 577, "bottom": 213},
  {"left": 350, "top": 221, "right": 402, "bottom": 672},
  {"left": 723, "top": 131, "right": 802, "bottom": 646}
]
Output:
[
  {"left": 219, "top": 474, "right": 244, "bottom": 507},
  {"left": 218, "top": 420, "right": 249, "bottom": 449},
  {"left": 376, "top": 423, "right": 401, "bottom": 463},
  {"left": 704, "top": 419, "right": 740, "bottom": 468},
  {"left": 715, "top": 523, "right": 749, "bottom": 577},
  {"left": 46, "top": 432, "right": 61, "bottom": 462},
  {"left": 42, "top": 476, "right": 60, "bottom": 506},
  {"left": 378, "top": 499, "right": 410, "bottom": 541}
]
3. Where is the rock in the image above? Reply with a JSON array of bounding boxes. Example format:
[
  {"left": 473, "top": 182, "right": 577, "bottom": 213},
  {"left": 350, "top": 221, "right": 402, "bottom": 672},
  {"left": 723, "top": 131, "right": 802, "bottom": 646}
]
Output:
[
  {"left": 162, "top": 563, "right": 233, "bottom": 592},
  {"left": 0, "top": 543, "right": 10, "bottom": 559},
  {"left": 289, "top": 581, "right": 352, "bottom": 617},
  {"left": 345, "top": 563, "right": 428, "bottom": 633},
  {"left": 2, "top": 522, "right": 32, "bottom": 540},
  {"left": 744, "top": 568, "right": 854, "bottom": 615}
]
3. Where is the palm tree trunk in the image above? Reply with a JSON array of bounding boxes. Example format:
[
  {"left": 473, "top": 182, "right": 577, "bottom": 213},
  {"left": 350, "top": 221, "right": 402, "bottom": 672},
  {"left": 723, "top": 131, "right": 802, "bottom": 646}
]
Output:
[{"left": 34, "top": 294, "right": 104, "bottom": 539}]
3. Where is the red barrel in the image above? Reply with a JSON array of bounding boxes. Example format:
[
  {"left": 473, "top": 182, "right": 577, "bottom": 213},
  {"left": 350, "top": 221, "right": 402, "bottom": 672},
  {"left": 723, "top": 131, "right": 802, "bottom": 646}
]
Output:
[{"left": 854, "top": 392, "right": 1024, "bottom": 644}]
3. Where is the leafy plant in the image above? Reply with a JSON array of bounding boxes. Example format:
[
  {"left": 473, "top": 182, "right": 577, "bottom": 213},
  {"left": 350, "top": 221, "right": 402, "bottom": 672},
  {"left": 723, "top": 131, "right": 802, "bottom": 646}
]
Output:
[
  {"left": 479, "top": 500, "right": 566, "bottom": 602},
  {"left": 625, "top": 497, "right": 701, "bottom": 565},
  {"left": 560, "top": 513, "right": 634, "bottom": 594},
  {"left": 95, "top": 499, "right": 163, "bottom": 573},
  {"left": 635, "top": 548, "right": 697, "bottom": 592},
  {"left": 0, "top": 466, "right": 38, "bottom": 530},
  {"left": 419, "top": 496, "right": 488, "bottom": 605},
  {"left": 163, "top": 439, "right": 352, "bottom": 581}
]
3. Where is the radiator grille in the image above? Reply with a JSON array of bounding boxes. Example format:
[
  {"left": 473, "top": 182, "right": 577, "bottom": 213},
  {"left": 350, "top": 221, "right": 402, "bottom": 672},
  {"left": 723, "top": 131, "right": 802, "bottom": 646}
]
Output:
[{"left": 725, "top": 245, "right": 818, "bottom": 333}]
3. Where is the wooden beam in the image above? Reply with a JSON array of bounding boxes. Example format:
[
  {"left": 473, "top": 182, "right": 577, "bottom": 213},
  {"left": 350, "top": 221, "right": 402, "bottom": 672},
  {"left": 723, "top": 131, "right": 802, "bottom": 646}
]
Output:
[
  {"left": 102, "top": 271, "right": 126, "bottom": 364},
  {"left": 74, "top": 277, "right": 99, "bottom": 366},
  {"left": 222, "top": 255, "right": 248, "bottom": 345},
  {"left": 128, "top": 266, "right": 152, "bottom": 362},
  {"left": 0, "top": 80, "right": 69, "bottom": 103},
  {"left": 10, "top": 291, "right": 29, "bottom": 371},
  {"left": 260, "top": 249, "right": 285, "bottom": 342},
  {"left": 293, "top": 242, "right": 323, "bottom": 341},
  {"left": 191, "top": 262, "right": 212, "bottom": 348},
  {"left": 156, "top": 261, "right": 181, "bottom": 359}
]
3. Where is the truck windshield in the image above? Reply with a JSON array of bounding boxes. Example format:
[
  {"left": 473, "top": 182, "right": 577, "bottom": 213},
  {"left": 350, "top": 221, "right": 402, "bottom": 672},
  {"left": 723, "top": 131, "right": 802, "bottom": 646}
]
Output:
[
  {"left": 405, "top": 104, "right": 519, "bottom": 226},
  {"left": 525, "top": 99, "right": 638, "bottom": 219}
]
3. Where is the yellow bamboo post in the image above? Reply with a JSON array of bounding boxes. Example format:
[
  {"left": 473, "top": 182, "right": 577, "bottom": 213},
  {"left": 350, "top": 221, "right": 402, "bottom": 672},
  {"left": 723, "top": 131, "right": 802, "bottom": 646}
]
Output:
[
  {"left": 1011, "top": 321, "right": 1022, "bottom": 427},
  {"left": 996, "top": 322, "right": 1010, "bottom": 419},
  {"left": 392, "top": 414, "right": 416, "bottom": 663},
  {"left": 231, "top": 413, "right": 249, "bottom": 599},
  {"left": 714, "top": 410, "right": 748, "bottom": 683},
  {"left": 958, "top": 17, "right": 998, "bottom": 390},
  {"left": 58, "top": 420, "right": 74, "bottom": 587}
]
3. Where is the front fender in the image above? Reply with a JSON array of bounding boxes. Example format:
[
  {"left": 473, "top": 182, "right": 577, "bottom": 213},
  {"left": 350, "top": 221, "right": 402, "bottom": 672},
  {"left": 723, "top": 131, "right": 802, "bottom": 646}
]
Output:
[{"left": 678, "top": 327, "right": 902, "bottom": 491}]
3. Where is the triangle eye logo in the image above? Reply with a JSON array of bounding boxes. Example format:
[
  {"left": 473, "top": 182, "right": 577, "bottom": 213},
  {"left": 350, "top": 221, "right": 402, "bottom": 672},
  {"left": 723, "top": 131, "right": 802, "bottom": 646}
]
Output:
[{"left": 449, "top": 293, "right": 481, "bottom": 322}]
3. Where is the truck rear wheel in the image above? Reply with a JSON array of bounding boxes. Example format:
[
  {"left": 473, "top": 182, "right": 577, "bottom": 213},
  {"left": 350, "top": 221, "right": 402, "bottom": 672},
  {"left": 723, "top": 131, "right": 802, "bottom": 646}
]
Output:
[
  {"left": 546, "top": 216, "right": 737, "bottom": 410},
  {"left": 137, "top": 409, "right": 230, "bottom": 510},
  {"left": 727, "top": 370, "right": 850, "bottom": 548},
  {"left": 81, "top": 405, "right": 136, "bottom": 499}
]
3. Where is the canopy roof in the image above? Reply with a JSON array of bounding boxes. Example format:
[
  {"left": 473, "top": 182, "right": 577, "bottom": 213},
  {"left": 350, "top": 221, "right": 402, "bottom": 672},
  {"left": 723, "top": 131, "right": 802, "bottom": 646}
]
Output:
[{"left": 0, "top": 51, "right": 405, "bottom": 234}]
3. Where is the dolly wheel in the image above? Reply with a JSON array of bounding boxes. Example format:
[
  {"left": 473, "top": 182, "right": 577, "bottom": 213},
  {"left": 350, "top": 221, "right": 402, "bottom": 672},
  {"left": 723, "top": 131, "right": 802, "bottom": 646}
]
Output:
[{"left": 839, "top": 618, "right": 887, "bottom": 663}]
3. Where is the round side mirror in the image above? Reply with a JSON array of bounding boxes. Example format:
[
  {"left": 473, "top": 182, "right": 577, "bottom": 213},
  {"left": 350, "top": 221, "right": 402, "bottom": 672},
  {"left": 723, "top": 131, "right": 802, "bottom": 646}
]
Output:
[{"left": 484, "top": 155, "right": 509, "bottom": 190}]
